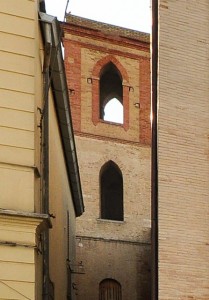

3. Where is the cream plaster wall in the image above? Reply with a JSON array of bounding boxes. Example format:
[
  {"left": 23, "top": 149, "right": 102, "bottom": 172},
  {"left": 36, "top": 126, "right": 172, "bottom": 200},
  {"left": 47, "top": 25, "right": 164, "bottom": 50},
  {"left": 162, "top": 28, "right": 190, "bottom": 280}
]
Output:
[
  {"left": 0, "top": 1, "right": 44, "bottom": 299},
  {"left": 0, "top": 0, "right": 37, "bottom": 212},
  {"left": 0, "top": 213, "right": 43, "bottom": 300},
  {"left": 49, "top": 92, "right": 77, "bottom": 300}
]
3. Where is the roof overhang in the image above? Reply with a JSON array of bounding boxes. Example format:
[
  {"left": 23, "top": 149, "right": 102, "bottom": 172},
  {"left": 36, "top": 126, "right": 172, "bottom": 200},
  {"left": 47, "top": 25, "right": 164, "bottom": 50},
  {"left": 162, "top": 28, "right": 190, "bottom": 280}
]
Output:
[{"left": 39, "top": 12, "right": 84, "bottom": 217}]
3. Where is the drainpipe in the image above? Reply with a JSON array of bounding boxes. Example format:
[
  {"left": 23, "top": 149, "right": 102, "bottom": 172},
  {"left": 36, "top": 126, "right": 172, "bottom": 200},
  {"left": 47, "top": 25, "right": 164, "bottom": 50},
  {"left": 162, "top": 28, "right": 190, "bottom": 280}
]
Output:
[
  {"left": 151, "top": 0, "right": 158, "bottom": 299},
  {"left": 42, "top": 22, "right": 52, "bottom": 300}
]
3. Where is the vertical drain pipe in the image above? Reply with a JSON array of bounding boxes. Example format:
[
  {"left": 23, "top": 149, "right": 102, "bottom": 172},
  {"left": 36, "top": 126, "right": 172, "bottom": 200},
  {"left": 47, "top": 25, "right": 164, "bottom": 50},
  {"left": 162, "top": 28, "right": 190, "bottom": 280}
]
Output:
[
  {"left": 151, "top": 0, "right": 158, "bottom": 299},
  {"left": 42, "top": 22, "right": 52, "bottom": 300}
]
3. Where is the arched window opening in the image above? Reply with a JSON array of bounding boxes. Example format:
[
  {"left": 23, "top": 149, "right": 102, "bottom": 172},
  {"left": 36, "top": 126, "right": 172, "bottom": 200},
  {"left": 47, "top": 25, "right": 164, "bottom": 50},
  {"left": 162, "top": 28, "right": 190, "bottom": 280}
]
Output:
[
  {"left": 99, "top": 278, "right": 122, "bottom": 300},
  {"left": 103, "top": 98, "right": 123, "bottom": 124},
  {"left": 100, "top": 62, "right": 123, "bottom": 123},
  {"left": 100, "top": 161, "right": 123, "bottom": 221}
]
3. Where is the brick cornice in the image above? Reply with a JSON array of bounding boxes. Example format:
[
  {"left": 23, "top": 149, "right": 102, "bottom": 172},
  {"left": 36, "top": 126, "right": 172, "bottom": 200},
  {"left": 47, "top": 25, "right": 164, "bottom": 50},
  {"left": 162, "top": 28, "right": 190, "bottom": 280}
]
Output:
[
  {"left": 74, "top": 131, "right": 151, "bottom": 147},
  {"left": 62, "top": 24, "right": 150, "bottom": 52},
  {"left": 64, "top": 38, "right": 149, "bottom": 60}
]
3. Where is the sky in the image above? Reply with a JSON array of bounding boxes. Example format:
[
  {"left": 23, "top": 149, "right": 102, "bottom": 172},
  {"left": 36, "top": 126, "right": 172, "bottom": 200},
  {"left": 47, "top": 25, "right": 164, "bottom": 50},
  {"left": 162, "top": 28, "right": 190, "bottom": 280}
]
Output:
[
  {"left": 45, "top": 0, "right": 151, "bottom": 33},
  {"left": 44, "top": 0, "right": 151, "bottom": 123}
]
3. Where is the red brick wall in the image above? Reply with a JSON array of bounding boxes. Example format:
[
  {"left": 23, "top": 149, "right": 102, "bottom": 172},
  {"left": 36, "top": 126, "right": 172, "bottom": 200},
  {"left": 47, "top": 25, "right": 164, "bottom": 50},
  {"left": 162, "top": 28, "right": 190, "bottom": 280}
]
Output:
[
  {"left": 64, "top": 40, "right": 81, "bottom": 131},
  {"left": 139, "top": 57, "right": 151, "bottom": 145},
  {"left": 63, "top": 20, "right": 150, "bottom": 145}
]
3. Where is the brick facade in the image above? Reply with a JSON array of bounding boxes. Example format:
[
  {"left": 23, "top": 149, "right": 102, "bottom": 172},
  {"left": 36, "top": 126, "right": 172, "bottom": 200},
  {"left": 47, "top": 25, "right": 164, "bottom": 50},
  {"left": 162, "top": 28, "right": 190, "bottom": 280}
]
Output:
[
  {"left": 158, "top": 1, "right": 209, "bottom": 299},
  {"left": 63, "top": 15, "right": 151, "bottom": 299},
  {"left": 63, "top": 15, "right": 151, "bottom": 144}
]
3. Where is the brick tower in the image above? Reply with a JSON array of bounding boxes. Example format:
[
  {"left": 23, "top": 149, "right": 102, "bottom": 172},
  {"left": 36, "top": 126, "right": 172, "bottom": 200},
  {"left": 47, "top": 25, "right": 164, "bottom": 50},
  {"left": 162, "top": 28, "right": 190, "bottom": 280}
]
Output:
[{"left": 63, "top": 15, "right": 151, "bottom": 300}]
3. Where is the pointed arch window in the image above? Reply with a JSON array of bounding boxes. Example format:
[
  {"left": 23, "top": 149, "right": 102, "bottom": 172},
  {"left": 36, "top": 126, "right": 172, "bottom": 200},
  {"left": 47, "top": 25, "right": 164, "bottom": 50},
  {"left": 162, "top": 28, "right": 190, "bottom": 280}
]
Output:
[
  {"left": 99, "top": 278, "right": 122, "bottom": 300},
  {"left": 99, "top": 62, "right": 123, "bottom": 124},
  {"left": 92, "top": 55, "right": 130, "bottom": 129},
  {"left": 100, "top": 161, "right": 123, "bottom": 221}
]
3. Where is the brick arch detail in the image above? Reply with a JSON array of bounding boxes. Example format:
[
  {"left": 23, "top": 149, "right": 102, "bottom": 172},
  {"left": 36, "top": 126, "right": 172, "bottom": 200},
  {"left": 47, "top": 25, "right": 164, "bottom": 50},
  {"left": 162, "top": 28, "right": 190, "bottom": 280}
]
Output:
[
  {"left": 92, "top": 55, "right": 130, "bottom": 130},
  {"left": 92, "top": 55, "right": 129, "bottom": 83}
]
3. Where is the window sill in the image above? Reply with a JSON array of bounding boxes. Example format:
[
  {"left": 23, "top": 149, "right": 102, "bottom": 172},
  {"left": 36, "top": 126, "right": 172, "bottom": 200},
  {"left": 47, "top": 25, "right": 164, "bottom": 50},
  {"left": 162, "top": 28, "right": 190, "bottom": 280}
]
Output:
[
  {"left": 99, "top": 119, "right": 124, "bottom": 127},
  {"left": 96, "top": 218, "right": 125, "bottom": 224}
]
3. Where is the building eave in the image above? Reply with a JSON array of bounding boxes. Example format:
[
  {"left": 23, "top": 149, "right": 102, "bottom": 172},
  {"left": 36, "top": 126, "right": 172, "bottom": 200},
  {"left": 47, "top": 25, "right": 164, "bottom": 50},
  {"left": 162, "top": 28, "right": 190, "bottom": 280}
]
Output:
[
  {"left": 39, "top": 12, "right": 84, "bottom": 217},
  {"left": 65, "top": 14, "right": 150, "bottom": 44}
]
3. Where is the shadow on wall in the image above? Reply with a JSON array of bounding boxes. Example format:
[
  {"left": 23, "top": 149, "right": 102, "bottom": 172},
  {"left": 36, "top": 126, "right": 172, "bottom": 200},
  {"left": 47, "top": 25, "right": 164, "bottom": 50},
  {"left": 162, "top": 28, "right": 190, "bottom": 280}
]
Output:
[{"left": 137, "top": 239, "right": 151, "bottom": 299}]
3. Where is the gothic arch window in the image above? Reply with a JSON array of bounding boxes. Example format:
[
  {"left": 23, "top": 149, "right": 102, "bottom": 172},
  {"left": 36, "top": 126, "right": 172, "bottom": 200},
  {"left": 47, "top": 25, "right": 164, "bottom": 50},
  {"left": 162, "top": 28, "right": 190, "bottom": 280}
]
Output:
[
  {"left": 100, "top": 161, "right": 123, "bottom": 221},
  {"left": 99, "top": 278, "right": 122, "bottom": 300},
  {"left": 99, "top": 62, "right": 123, "bottom": 124},
  {"left": 92, "top": 55, "right": 130, "bottom": 130}
]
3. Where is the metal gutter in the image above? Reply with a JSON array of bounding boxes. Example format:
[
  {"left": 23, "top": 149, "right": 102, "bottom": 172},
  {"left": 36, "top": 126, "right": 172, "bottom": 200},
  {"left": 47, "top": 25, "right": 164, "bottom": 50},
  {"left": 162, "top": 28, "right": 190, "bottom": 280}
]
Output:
[
  {"left": 151, "top": 0, "right": 158, "bottom": 299},
  {"left": 39, "top": 12, "right": 84, "bottom": 217},
  {"left": 42, "top": 23, "right": 51, "bottom": 299}
]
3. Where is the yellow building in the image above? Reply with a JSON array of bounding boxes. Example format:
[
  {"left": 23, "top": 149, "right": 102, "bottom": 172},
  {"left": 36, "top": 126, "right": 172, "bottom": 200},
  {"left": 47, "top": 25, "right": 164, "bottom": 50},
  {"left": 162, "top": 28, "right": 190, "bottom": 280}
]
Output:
[{"left": 0, "top": 1, "right": 84, "bottom": 299}]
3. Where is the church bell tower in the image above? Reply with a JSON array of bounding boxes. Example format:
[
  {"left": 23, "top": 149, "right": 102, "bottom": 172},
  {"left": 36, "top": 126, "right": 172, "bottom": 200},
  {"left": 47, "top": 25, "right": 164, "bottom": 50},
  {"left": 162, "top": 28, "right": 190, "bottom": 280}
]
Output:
[{"left": 63, "top": 15, "right": 151, "bottom": 300}]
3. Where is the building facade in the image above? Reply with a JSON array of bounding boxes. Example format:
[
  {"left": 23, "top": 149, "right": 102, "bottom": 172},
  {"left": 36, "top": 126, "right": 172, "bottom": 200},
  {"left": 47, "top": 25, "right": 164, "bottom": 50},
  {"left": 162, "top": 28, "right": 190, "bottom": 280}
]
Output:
[
  {"left": 63, "top": 15, "right": 151, "bottom": 299},
  {"left": 0, "top": 1, "right": 84, "bottom": 299},
  {"left": 154, "top": 0, "right": 209, "bottom": 299}
]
